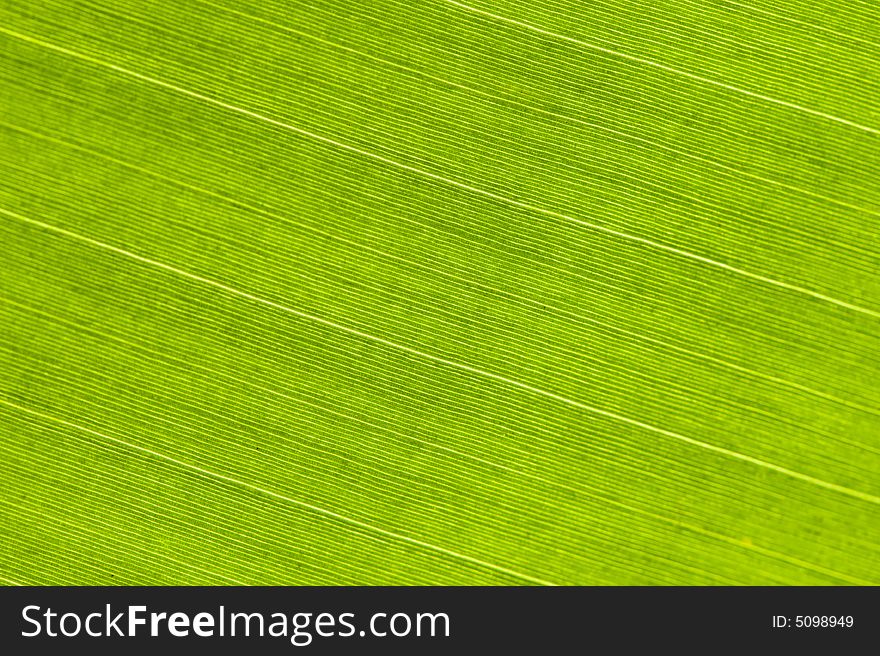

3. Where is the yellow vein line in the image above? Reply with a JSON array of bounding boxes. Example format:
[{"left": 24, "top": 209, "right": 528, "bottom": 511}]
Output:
[
  {"left": 194, "top": 0, "right": 880, "bottom": 221},
  {"left": 441, "top": 0, "right": 879, "bottom": 135},
  {"left": 0, "top": 576, "right": 25, "bottom": 586},
  {"left": 2, "top": 296, "right": 871, "bottom": 585},
  {"left": 722, "top": 1, "right": 880, "bottom": 51},
  {"left": 4, "top": 119, "right": 876, "bottom": 419},
  {"left": 0, "top": 396, "right": 555, "bottom": 586},
  {"left": 0, "top": 431, "right": 354, "bottom": 585},
  {"left": 1, "top": 26, "right": 877, "bottom": 319},
  {"left": 0, "top": 497, "right": 247, "bottom": 585},
  {"left": 2, "top": 206, "right": 877, "bottom": 506}
]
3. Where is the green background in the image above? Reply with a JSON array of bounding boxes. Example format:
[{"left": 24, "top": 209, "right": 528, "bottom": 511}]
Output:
[{"left": 0, "top": 0, "right": 878, "bottom": 585}]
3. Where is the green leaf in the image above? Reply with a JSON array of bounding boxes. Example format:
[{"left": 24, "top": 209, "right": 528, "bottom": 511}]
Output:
[{"left": 0, "top": 0, "right": 878, "bottom": 585}]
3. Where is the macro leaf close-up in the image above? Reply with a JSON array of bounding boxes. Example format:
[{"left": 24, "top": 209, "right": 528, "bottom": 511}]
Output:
[{"left": 0, "top": 0, "right": 878, "bottom": 587}]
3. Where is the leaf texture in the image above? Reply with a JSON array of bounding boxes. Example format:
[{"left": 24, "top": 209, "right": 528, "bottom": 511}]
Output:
[{"left": 0, "top": 0, "right": 878, "bottom": 585}]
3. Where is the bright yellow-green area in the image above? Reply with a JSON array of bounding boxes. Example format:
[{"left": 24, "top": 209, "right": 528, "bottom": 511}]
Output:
[{"left": 0, "top": 0, "right": 878, "bottom": 585}]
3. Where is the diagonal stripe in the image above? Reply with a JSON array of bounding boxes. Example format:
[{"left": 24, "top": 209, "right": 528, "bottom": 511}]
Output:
[
  {"left": 0, "top": 396, "right": 557, "bottom": 585},
  {"left": 2, "top": 294, "right": 872, "bottom": 585},
  {"left": 3, "top": 119, "right": 876, "bottom": 418},
  {"left": 440, "top": 0, "right": 880, "bottom": 134},
  {"left": 0, "top": 26, "right": 876, "bottom": 319},
  {"left": 2, "top": 205, "right": 877, "bottom": 506}
]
